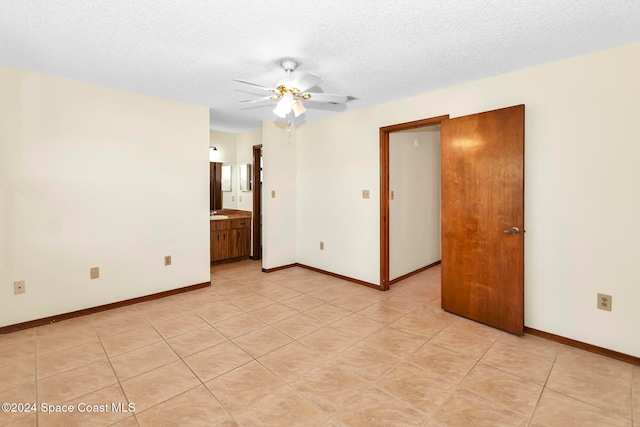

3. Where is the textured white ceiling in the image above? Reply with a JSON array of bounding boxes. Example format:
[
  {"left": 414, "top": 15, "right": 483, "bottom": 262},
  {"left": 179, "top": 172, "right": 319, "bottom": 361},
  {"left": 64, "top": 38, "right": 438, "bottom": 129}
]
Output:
[{"left": 1, "top": 1, "right": 639, "bottom": 133}]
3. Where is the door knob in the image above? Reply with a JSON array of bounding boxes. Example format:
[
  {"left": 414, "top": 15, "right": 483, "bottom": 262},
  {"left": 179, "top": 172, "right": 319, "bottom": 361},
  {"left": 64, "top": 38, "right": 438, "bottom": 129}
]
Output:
[{"left": 503, "top": 227, "right": 520, "bottom": 234}]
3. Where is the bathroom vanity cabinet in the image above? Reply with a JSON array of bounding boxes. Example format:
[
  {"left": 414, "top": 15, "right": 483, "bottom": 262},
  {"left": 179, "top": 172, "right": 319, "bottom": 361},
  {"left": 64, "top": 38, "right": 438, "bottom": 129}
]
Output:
[{"left": 210, "top": 213, "right": 251, "bottom": 262}]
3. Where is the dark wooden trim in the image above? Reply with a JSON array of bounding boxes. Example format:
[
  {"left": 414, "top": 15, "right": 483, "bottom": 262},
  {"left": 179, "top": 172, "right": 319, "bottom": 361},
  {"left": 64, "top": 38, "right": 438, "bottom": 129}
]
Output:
[
  {"left": 0, "top": 282, "right": 210, "bottom": 335},
  {"left": 380, "top": 115, "right": 450, "bottom": 133},
  {"left": 380, "top": 115, "right": 449, "bottom": 291},
  {"left": 389, "top": 260, "right": 441, "bottom": 286},
  {"left": 296, "top": 264, "right": 380, "bottom": 290},
  {"left": 252, "top": 145, "right": 263, "bottom": 261},
  {"left": 210, "top": 162, "right": 223, "bottom": 211},
  {"left": 379, "top": 127, "right": 390, "bottom": 290},
  {"left": 262, "top": 263, "right": 380, "bottom": 290},
  {"left": 525, "top": 327, "right": 640, "bottom": 367},
  {"left": 261, "top": 263, "right": 298, "bottom": 273}
]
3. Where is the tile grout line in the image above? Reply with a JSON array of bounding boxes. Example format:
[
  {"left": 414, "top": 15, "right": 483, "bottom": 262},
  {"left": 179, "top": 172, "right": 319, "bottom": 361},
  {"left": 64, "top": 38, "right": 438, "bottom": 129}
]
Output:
[
  {"left": 214, "top": 268, "right": 390, "bottom": 424},
  {"left": 94, "top": 319, "right": 141, "bottom": 426},
  {"left": 211, "top": 275, "right": 335, "bottom": 424},
  {"left": 137, "top": 305, "right": 242, "bottom": 425},
  {"left": 34, "top": 329, "right": 39, "bottom": 427}
]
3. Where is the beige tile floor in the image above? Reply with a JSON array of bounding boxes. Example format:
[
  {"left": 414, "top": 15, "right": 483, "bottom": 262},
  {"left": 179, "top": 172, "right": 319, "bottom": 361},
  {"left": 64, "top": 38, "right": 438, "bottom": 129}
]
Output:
[{"left": 1, "top": 261, "right": 638, "bottom": 426}]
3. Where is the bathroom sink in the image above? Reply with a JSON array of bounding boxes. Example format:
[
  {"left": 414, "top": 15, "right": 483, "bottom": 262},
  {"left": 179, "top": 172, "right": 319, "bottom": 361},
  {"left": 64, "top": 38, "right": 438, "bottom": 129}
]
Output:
[{"left": 210, "top": 215, "right": 229, "bottom": 220}]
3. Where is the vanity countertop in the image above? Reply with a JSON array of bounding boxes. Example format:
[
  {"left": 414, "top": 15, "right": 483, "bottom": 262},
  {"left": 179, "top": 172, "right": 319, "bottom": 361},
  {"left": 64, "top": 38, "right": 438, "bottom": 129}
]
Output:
[{"left": 210, "top": 209, "right": 252, "bottom": 220}]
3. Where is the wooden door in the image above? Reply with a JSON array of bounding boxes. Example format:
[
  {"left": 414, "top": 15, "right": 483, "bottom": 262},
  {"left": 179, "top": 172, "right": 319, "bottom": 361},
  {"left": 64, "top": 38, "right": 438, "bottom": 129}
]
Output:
[{"left": 441, "top": 105, "right": 524, "bottom": 335}]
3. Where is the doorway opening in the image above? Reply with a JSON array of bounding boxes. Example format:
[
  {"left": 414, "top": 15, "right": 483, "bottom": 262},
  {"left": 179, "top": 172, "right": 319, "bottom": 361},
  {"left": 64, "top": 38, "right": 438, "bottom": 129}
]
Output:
[{"left": 380, "top": 115, "right": 448, "bottom": 291}]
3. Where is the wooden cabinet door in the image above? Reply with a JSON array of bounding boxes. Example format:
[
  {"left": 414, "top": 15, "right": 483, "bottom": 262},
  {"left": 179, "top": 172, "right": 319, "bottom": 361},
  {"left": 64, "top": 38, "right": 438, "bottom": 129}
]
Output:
[
  {"left": 441, "top": 104, "right": 525, "bottom": 335},
  {"left": 211, "top": 230, "right": 229, "bottom": 262},
  {"left": 228, "top": 229, "right": 239, "bottom": 259},
  {"left": 236, "top": 227, "right": 250, "bottom": 257}
]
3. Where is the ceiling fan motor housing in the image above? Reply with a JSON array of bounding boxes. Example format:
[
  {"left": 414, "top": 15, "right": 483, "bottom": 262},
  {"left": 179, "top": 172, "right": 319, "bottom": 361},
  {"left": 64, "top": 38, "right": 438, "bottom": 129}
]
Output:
[
  {"left": 280, "top": 59, "right": 298, "bottom": 72},
  {"left": 276, "top": 59, "right": 299, "bottom": 91}
]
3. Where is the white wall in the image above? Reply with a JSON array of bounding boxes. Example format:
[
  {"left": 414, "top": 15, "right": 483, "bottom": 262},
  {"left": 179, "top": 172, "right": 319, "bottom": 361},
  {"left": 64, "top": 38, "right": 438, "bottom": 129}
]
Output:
[
  {"left": 295, "top": 112, "right": 380, "bottom": 283},
  {"left": 389, "top": 128, "right": 441, "bottom": 280},
  {"left": 287, "top": 42, "right": 640, "bottom": 357},
  {"left": 262, "top": 121, "right": 297, "bottom": 269},
  {"left": 209, "top": 130, "right": 236, "bottom": 164},
  {"left": 0, "top": 66, "right": 210, "bottom": 327}
]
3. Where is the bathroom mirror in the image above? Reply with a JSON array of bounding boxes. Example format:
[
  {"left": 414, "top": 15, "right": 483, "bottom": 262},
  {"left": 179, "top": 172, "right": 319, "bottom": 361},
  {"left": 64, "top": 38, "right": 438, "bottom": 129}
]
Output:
[
  {"left": 210, "top": 162, "right": 254, "bottom": 210},
  {"left": 221, "top": 164, "right": 232, "bottom": 192},
  {"left": 240, "top": 164, "right": 252, "bottom": 192},
  {"left": 210, "top": 162, "right": 237, "bottom": 210}
]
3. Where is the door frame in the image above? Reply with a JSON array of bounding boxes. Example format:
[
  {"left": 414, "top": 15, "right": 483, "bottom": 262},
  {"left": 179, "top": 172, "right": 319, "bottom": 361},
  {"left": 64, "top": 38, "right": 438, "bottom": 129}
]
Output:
[
  {"left": 379, "top": 115, "right": 449, "bottom": 290},
  {"left": 252, "top": 144, "right": 263, "bottom": 261}
]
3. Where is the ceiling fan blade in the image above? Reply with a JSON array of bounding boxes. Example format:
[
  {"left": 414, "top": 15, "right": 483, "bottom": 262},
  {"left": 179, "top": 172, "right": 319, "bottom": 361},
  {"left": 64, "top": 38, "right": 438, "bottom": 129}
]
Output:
[
  {"left": 292, "top": 72, "right": 322, "bottom": 92},
  {"left": 304, "top": 93, "right": 350, "bottom": 104},
  {"left": 238, "top": 96, "right": 274, "bottom": 103},
  {"left": 233, "top": 79, "right": 274, "bottom": 93}
]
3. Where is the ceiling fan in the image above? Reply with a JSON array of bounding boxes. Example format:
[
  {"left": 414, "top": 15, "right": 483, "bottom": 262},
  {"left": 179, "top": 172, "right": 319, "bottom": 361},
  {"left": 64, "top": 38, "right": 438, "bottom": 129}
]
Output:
[{"left": 234, "top": 59, "right": 352, "bottom": 119}]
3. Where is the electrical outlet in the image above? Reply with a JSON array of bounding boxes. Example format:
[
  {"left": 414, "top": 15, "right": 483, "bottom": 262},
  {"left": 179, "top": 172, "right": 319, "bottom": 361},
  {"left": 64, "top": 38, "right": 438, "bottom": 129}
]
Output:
[
  {"left": 164, "top": 256, "right": 172, "bottom": 266},
  {"left": 362, "top": 189, "right": 370, "bottom": 199},
  {"left": 90, "top": 267, "right": 99, "bottom": 279},
  {"left": 271, "top": 190, "right": 276, "bottom": 198},
  {"left": 320, "top": 242, "right": 324, "bottom": 250},
  {"left": 14, "top": 280, "right": 25, "bottom": 295},
  {"left": 597, "top": 293, "right": 612, "bottom": 311}
]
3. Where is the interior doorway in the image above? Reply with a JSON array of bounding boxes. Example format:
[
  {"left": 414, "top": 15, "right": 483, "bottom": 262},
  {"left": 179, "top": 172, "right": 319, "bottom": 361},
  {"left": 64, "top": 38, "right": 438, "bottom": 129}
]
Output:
[
  {"left": 388, "top": 126, "right": 442, "bottom": 282},
  {"left": 380, "top": 116, "right": 448, "bottom": 291}
]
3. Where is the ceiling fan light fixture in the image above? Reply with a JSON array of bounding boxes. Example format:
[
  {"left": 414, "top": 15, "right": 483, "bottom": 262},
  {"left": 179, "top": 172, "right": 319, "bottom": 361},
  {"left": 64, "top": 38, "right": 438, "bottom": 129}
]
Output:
[
  {"left": 234, "top": 57, "right": 351, "bottom": 122},
  {"left": 291, "top": 99, "right": 306, "bottom": 117},
  {"left": 273, "top": 104, "right": 288, "bottom": 118},
  {"left": 273, "top": 95, "right": 292, "bottom": 118}
]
